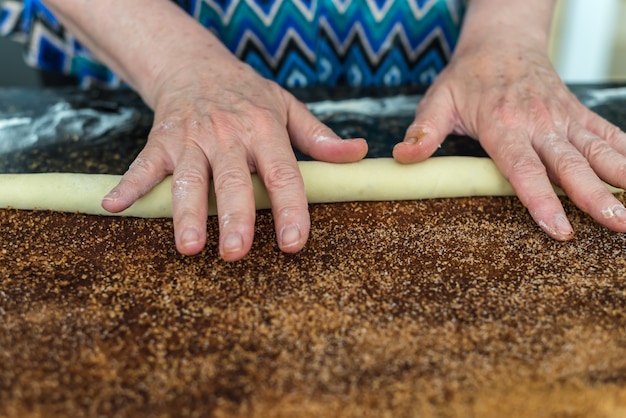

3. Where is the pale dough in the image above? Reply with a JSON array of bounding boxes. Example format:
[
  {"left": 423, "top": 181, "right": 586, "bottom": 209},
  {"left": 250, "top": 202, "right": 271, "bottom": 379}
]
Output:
[{"left": 0, "top": 157, "right": 619, "bottom": 218}]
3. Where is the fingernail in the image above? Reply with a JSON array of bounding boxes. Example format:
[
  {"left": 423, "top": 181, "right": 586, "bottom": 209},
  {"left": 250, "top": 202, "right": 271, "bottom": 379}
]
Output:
[
  {"left": 181, "top": 228, "right": 201, "bottom": 248},
  {"left": 554, "top": 213, "right": 574, "bottom": 237},
  {"left": 223, "top": 232, "right": 243, "bottom": 254},
  {"left": 280, "top": 223, "right": 302, "bottom": 249},
  {"left": 102, "top": 190, "right": 120, "bottom": 201},
  {"left": 404, "top": 125, "right": 430, "bottom": 144},
  {"left": 616, "top": 205, "right": 626, "bottom": 223}
]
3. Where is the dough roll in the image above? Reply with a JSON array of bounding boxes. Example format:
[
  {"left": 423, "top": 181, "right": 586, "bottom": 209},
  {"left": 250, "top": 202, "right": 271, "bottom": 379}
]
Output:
[{"left": 0, "top": 157, "right": 617, "bottom": 218}]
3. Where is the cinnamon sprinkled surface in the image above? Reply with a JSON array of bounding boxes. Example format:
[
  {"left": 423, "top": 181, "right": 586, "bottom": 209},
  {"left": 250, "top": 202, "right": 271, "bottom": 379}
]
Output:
[{"left": 1, "top": 195, "right": 626, "bottom": 417}]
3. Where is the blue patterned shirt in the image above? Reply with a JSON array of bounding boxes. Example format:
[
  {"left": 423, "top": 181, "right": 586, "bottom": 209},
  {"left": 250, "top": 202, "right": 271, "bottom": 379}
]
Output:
[{"left": 1, "top": 0, "right": 465, "bottom": 87}]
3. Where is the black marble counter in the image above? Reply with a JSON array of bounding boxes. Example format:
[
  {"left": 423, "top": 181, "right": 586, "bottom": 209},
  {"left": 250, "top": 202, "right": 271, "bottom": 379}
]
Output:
[{"left": 0, "top": 84, "right": 625, "bottom": 174}]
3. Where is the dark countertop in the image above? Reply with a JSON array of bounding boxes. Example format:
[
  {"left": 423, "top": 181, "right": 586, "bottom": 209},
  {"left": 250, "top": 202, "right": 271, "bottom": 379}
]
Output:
[{"left": 1, "top": 84, "right": 625, "bottom": 174}]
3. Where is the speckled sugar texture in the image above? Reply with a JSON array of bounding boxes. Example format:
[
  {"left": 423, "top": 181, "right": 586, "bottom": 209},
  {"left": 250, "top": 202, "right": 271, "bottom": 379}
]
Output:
[{"left": 1, "top": 194, "right": 626, "bottom": 417}]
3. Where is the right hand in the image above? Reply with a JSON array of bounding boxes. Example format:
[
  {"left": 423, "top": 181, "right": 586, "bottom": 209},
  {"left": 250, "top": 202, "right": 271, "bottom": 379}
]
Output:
[
  {"left": 43, "top": 0, "right": 367, "bottom": 260},
  {"left": 101, "top": 46, "right": 368, "bottom": 261}
]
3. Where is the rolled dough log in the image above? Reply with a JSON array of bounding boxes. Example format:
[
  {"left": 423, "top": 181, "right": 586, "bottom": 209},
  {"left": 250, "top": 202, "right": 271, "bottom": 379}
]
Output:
[{"left": 0, "top": 157, "right": 620, "bottom": 218}]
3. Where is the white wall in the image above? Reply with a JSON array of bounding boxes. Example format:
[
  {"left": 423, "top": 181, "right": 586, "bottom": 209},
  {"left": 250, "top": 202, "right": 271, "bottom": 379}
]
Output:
[{"left": 552, "top": 0, "right": 625, "bottom": 82}]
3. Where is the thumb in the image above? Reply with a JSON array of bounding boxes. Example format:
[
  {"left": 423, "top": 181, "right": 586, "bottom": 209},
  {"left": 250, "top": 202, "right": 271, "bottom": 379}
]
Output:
[
  {"left": 393, "top": 91, "right": 456, "bottom": 164},
  {"left": 286, "top": 94, "right": 368, "bottom": 163}
]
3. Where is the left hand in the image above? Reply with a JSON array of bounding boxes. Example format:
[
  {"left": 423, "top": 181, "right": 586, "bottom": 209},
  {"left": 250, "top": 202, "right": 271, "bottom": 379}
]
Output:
[{"left": 393, "top": 35, "right": 626, "bottom": 239}]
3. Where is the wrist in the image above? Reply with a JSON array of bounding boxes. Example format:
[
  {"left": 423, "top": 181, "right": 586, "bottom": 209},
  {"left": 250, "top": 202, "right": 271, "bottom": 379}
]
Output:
[{"left": 455, "top": 0, "right": 555, "bottom": 56}]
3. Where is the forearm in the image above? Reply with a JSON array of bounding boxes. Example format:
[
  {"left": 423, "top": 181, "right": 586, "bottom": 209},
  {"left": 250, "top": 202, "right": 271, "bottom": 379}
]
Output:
[
  {"left": 42, "top": 0, "right": 233, "bottom": 106},
  {"left": 457, "top": 0, "right": 557, "bottom": 54}
]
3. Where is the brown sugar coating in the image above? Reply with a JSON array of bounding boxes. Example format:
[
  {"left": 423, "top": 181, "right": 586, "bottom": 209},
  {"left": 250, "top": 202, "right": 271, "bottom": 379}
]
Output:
[{"left": 1, "top": 195, "right": 626, "bottom": 417}]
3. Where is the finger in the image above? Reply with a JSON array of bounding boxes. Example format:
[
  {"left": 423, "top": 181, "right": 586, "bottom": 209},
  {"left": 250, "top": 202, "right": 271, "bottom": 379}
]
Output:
[
  {"left": 254, "top": 134, "right": 310, "bottom": 254},
  {"left": 568, "top": 123, "right": 626, "bottom": 189},
  {"left": 582, "top": 110, "right": 626, "bottom": 155},
  {"left": 171, "top": 143, "right": 211, "bottom": 256},
  {"left": 101, "top": 141, "right": 171, "bottom": 213},
  {"left": 210, "top": 139, "right": 256, "bottom": 262},
  {"left": 536, "top": 132, "right": 626, "bottom": 232},
  {"left": 393, "top": 89, "right": 456, "bottom": 164},
  {"left": 488, "top": 134, "right": 575, "bottom": 240},
  {"left": 285, "top": 93, "right": 368, "bottom": 163}
]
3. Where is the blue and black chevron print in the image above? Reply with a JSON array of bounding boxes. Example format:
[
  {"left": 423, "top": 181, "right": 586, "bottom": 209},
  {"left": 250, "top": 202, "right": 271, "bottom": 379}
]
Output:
[{"left": 1, "top": 0, "right": 465, "bottom": 87}]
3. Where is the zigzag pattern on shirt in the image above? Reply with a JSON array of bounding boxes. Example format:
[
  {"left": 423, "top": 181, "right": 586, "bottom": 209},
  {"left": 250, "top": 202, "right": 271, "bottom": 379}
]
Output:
[
  {"left": 318, "top": 0, "right": 460, "bottom": 61},
  {"left": 190, "top": 0, "right": 321, "bottom": 86},
  {"left": 188, "top": 0, "right": 461, "bottom": 24},
  {"left": 192, "top": 0, "right": 317, "bottom": 26},
  {"left": 193, "top": 0, "right": 318, "bottom": 61},
  {"left": 190, "top": 0, "right": 461, "bottom": 61},
  {"left": 4, "top": 0, "right": 464, "bottom": 87},
  {"left": 0, "top": 0, "right": 23, "bottom": 38},
  {"left": 316, "top": 0, "right": 461, "bottom": 86},
  {"left": 190, "top": 0, "right": 464, "bottom": 86},
  {"left": 317, "top": 26, "right": 452, "bottom": 86}
]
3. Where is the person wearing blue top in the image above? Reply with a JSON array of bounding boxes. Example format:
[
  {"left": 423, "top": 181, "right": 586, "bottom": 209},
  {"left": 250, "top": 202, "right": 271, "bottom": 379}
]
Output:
[{"left": 3, "top": 0, "right": 626, "bottom": 261}]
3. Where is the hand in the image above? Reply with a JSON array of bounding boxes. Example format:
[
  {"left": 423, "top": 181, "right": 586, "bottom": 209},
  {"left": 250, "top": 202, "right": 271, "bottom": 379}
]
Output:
[
  {"left": 43, "top": 0, "right": 367, "bottom": 260},
  {"left": 393, "top": 37, "right": 626, "bottom": 239},
  {"left": 101, "top": 51, "right": 367, "bottom": 261}
]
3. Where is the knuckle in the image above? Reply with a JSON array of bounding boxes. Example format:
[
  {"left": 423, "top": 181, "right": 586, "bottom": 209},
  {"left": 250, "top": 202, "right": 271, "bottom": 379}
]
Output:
[
  {"left": 248, "top": 107, "right": 280, "bottom": 132},
  {"left": 149, "top": 119, "right": 175, "bottom": 139},
  {"left": 205, "top": 111, "right": 240, "bottom": 139},
  {"left": 176, "top": 207, "right": 205, "bottom": 223},
  {"left": 580, "top": 134, "right": 608, "bottom": 160},
  {"left": 603, "top": 124, "right": 626, "bottom": 144},
  {"left": 128, "top": 156, "right": 157, "bottom": 175},
  {"left": 173, "top": 167, "right": 206, "bottom": 187},
  {"left": 276, "top": 205, "right": 307, "bottom": 220},
  {"left": 508, "top": 155, "right": 547, "bottom": 183},
  {"left": 209, "top": 106, "right": 277, "bottom": 141},
  {"left": 219, "top": 212, "right": 253, "bottom": 231},
  {"left": 207, "top": 109, "right": 238, "bottom": 127},
  {"left": 262, "top": 161, "right": 302, "bottom": 191},
  {"left": 552, "top": 150, "right": 588, "bottom": 177},
  {"left": 172, "top": 167, "right": 207, "bottom": 198},
  {"left": 213, "top": 169, "right": 252, "bottom": 194},
  {"left": 124, "top": 155, "right": 169, "bottom": 190},
  {"left": 587, "top": 112, "right": 623, "bottom": 141},
  {"left": 262, "top": 79, "right": 285, "bottom": 99},
  {"left": 588, "top": 187, "right": 611, "bottom": 205},
  {"left": 491, "top": 98, "right": 524, "bottom": 130},
  {"left": 492, "top": 96, "right": 556, "bottom": 132},
  {"left": 152, "top": 117, "right": 183, "bottom": 135}
]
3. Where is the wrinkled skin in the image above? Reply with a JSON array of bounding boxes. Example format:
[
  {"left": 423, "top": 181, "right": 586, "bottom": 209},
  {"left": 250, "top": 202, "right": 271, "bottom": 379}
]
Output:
[
  {"left": 103, "top": 59, "right": 368, "bottom": 260},
  {"left": 394, "top": 6, "right": 626, "bottom": 242},
  {"left": 44, "top": 0, "right": 626, "bottom": 261}
]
